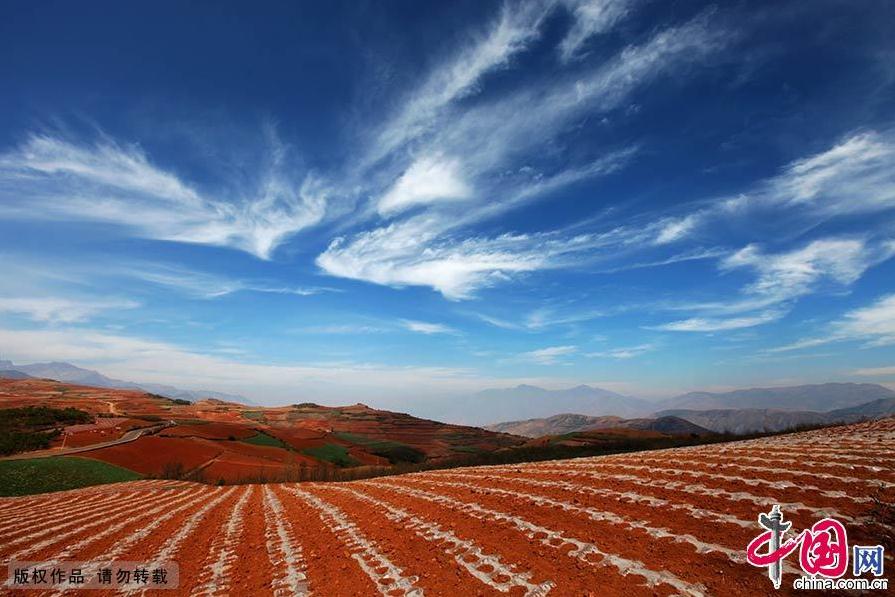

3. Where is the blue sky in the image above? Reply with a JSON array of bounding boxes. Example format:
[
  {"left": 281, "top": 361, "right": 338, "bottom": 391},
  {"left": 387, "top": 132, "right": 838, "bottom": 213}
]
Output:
[{"left": 1, "top": 0, "right": 894, "bottom": 413}]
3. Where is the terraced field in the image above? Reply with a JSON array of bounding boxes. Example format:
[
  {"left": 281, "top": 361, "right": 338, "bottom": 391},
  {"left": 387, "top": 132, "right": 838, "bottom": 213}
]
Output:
[
  {"left": 0, "top": 378, "right": 525, "bottom": 483},
  {"left": 2, "top": 418, "right": 892, "bottom": 595}
]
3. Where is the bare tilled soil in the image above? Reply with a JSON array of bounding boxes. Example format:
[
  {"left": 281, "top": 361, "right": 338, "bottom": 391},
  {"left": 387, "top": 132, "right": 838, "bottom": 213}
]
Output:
[{"left": 2, "top": 419, "right": 893, "bottom": 596}]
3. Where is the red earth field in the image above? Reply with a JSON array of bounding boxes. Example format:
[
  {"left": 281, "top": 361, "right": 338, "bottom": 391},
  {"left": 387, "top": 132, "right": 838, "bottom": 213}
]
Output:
[
  {"left": 1, "top": 418, "right": 892, "bottom": 596},
  {"left": 0, "top": 378, "right": 524, "bottom": 481}
]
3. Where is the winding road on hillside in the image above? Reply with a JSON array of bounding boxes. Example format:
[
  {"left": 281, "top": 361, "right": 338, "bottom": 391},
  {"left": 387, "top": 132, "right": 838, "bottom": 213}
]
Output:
[{"left": 0, "top": 421, "right": 173, "bottom": 461}]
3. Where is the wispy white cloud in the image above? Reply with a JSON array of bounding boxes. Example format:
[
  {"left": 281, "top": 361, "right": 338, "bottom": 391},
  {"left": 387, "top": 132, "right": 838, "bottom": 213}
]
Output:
[
  {"left": 318, "top": 217, "right": 545, "bottom": 299},
  {"left": 764, "top": 294, "right": 895, "bottom": 354},
  {"left": 853, "top": 364, "right": 895, "bottom": 376},
  {"left": 318, "top": 215, "right": 657, "bottom": 299},
  {"left": 655, "top": 238, "right": 892, "bottom": 332},
  {"left": 366, "top": 0, "right": 554, "bottom": 167},
  {"left": 322, "top": 13, "right": 727, "bottom": 298},
  {"left": 0, "top": 296, "right": 139, "bottom": 323},
  {"left": 721, "top": 238, "right": 876, "bottom": 303},
  {"left": 586, "top": 342, "right": 656, "bottom": 359},
  {"left": 773, "top": 131, "right": 895, "bottom": 211},
  {"left": 0, "top": 133, "right": 328, "bottom": 259},
  {"left": 648, "top": 130, "right": 895, "bottom": 245},
  {"left": 558, "top": 0, "right": 635, "bottom": 62},
  {"left": 407, "top": 12, "right": 725, "bottom": 190},
  {"left": 297, "top": 324, "right": 389, "bottom": 335},
  {"left": 117, "top": 262, "right": 337, "bottom": 299},
  {"left": 836, "top": 293, "right": 895, "bottom": 347},
  {"left": 655, "top": 312, "right": 782, "bottom": 332},
  {"left": 521, "top": 344, "right": 579, "bottom": 365},
  {"left": 378, "top": 153, "right": 472, "bottom": 215},
  {"left": 401, "top": 320, "right": 459, "bottom": 335},
  {"left": 767, "top": 293, "right": 895, "bottom": 353},
  {"left": 654, "top": 214, "right": 700, "bottom": 245}
]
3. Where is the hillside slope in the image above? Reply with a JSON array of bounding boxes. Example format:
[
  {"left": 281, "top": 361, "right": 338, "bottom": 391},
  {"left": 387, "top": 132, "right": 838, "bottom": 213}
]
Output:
[{"left": 0, "top": 378, "right": 524, "bottom": 482}]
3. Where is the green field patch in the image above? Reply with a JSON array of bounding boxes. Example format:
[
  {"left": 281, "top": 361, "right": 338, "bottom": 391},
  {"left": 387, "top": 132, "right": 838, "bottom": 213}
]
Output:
[
  {"left": 333, "top": 432, "right": 425, "bottom": 464},
  {"left": 242, "top": 411, "right": 266, "bottom": 421},
  {"left": 0, "top": 456, "right": 141, "bottom": 496},
  {"left": 172, "top": 418, "right": 211, "bottom": 425},
  {"left": 241, "top": 431, "right": 290, "bottom": 450},
  {"left": 301, "top": 443, "right": 359, "bottom": 467}
]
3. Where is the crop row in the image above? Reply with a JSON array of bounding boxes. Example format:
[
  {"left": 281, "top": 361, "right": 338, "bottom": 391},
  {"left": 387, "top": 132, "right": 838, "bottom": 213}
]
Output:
[{"left": 1, "top": 420, "right": 892, "bottom": 596}]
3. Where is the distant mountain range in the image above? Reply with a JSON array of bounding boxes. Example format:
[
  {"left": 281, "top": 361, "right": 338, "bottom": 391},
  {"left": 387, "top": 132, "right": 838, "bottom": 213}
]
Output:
[
  {"left": 0, "top": 369, "right": 32, "bottom": 380},
  {"left": 654, "top": 383, "right": 895, "bottom": 412},
  {"left": 658, "top": 398, "right": 895, "bottom": 434},
  {"left": 487, "top": 414, "right": 712, "bottom": 437},
  {"left": 0, "top": 360, "right": 254, "bottom": 405},
  {"left": 447, "top": 384, "right": 650, "bottom": 425},
  {"left": 482, "top": 382, "right": 895, "bottom": 436},
  {"left": 464, "top": 381, "right": 895, "bottom": 427}
]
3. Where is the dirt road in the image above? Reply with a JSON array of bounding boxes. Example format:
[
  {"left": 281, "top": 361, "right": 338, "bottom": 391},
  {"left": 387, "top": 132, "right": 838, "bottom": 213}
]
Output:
[{"left": 0, "top": 422, "right": 172, "bottom": 461}]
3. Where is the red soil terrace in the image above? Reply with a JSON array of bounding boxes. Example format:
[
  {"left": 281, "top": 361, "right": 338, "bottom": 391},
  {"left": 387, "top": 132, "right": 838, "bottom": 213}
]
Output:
[
  {"left": 0, "top": 378, "right": 524, "bottom": 481},
  {"left": 1, "top": 418, "right": 892, "bottom": 596}
]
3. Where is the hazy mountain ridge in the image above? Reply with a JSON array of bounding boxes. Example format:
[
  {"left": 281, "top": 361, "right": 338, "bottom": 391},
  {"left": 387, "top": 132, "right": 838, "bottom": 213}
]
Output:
[
  {"left": 656, "top": 383, "right": 895, "bottom": 412},
  {"left": 0, "top": 360, "right": 254, "bottom": 405},
  {"left": 484, "top": 382, "right": 895, "bottom": 436},
  {"left": 454, "top": 384, "right": 650, "bottom": 426},
  {"left": 0, "top": 370, "right": 32, "bottom": 380},
  {"left": 487, "top": 413, "right": 712, "bottom": 438},
  {"left": 657, "top": 398, "right": 895, "bottom": 434}
]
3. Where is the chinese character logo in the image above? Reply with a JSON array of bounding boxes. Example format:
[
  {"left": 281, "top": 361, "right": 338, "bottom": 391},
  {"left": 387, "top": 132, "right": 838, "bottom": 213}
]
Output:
[
  {"left": 746, "top": 505, "right": 850, "bottom": 589},
  {"left": 853, "top": 545, "right": 885, "bottom": 577}
]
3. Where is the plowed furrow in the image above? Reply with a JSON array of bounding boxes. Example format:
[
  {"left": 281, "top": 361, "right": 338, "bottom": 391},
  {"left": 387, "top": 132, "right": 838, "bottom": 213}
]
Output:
[
  {"left": 363, "top": 479, "right": 704, "bottom": 596},
  {"left": 350, "top": 482, "right": 659, "bottom": 597},
  {"left": 0, "top": 488, "right": 115, "bottom": 526},
  {"left": 659, "top": 444, "right": 895, "bottom": 469},
  {"left": 43, "top": 488, "right": 226, "bottom": 596},
  {"left": 285, "top": 486, "right": 422, "bottom": 596},
  {"left": 0, "top": 493, "right": 70, "bottom": 522},
  {"left": 485, "top": 465, "right": 865, "bottom": 524},
  {"left": 121, "top": 487, "right": 239, "bottom": 595},
  {"left": 271, "top": 484, "right": 381, "bottom": 596},
  {"left": 543, "top": 462, "right": 873, "bottom": 505},
  {"left": 664, "top": 451, "right": 895, "bottom": 478},
  {"left": 0, "top": 489, "right": 158, "bottom": 554},
  {"left": 215, "top": 486, "right": 277, "bottom": 596},
  {"left": 3, "top": 487, "right": 204, "bottom": 564},
  {"left": 262, "top": 485, "right": 310, "bottom": 597},
  {"left": 192, "top": 486, "right": 253, "bottom": 597},
  {"left": 428, "top": 470, "right": 755, "bottom": 531},
  {"left": 314, "top": 484, "right": 555, "bottom": 596},
  {"left": 399, "top": 476, "right": 800, "bottom": 594},
  {"left": 731, "top": 442, "right": 895, "bottom": 459},
  {"left": 603, "top": 455, "right": 895, "bottom": 492},
  {"left": 0, "top": 490, "right": 125, "bottom": 539}
]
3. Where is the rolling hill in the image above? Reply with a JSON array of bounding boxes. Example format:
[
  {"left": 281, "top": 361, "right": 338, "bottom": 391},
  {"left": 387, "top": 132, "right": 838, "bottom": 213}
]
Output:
[
  {"left": 487, "top": 413, "right": 712, "bottom": 438},
  {"left": 0, "top": 377, "right": 525, "bottom": 483}
]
